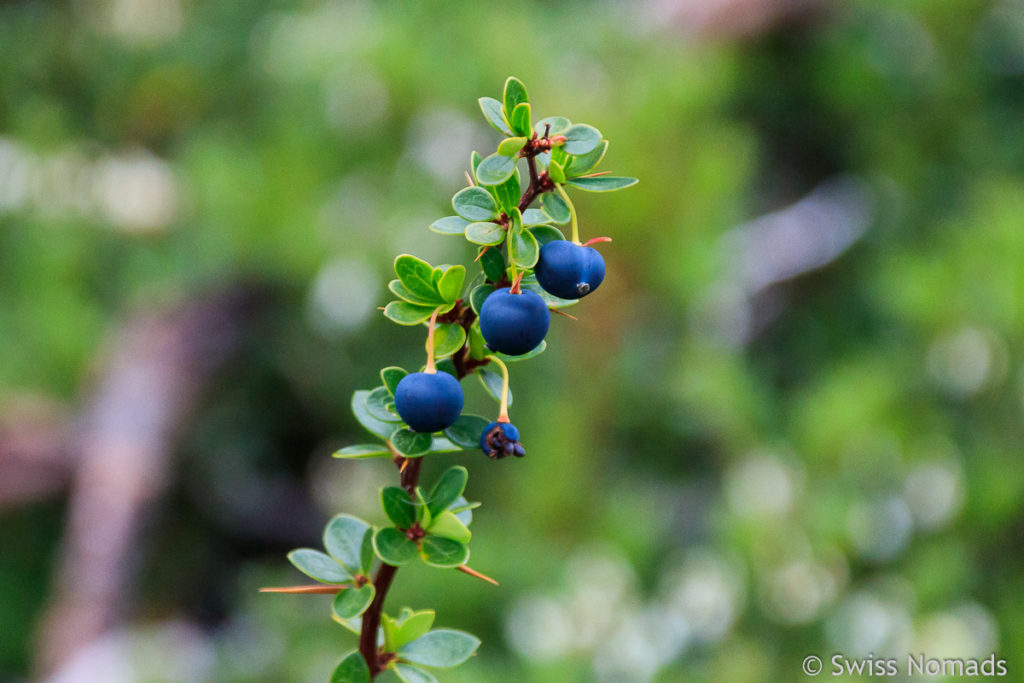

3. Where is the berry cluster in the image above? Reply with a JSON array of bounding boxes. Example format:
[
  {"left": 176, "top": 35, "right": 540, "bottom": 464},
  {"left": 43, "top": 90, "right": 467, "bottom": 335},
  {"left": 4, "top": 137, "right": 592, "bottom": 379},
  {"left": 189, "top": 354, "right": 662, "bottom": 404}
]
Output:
[{"left": 275, "top": 77, "right": 634, "bottom": 682}]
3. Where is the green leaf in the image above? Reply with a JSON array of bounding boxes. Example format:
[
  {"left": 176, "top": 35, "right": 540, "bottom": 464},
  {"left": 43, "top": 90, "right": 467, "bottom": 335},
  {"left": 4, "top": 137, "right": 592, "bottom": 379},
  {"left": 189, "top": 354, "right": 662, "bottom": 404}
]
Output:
[
  {"left": 475, "top": 154, "right": 516, "bottom": 186},
  {"left": 494, "top": 168, "right": 521, "bottom": 214},
  {"left": 497, "top": 136, "right": 527, "bottom": 157},
  {"left": 477, "top": 97, "right": 510, "bottom": 135},
  {"left": 392, "top": 428, "right": 435, "bottom": 454},
  {"left": 366, "top": 385, "right": 401, "bottom": 422},
  {"left": 502, "top": 77, "right": 528, "bottom": 119},
  {"left": 420, "top": 537, "right": 469, "bottom": 568},
  {"left": 452, "top": 186, "right": 498, "bottom": 221},
  {"left": 392, "top": 611, "right": 436, "bottom": 651},
  {"left": 443, "top": 415, "right": 490, "bottom": 451},
  {"left": 566, "top": 175, "right": 639, "bottom": 192},
  {"left": 384, "top": 301, "right": 438, "bottom": 326},
  {"left": 429, "top": 215, "right": 469, "bottom": 236},
  {"left": 331, "top": 651, "right": 370, "bottom": 683},
  {"left": 479, "top": 369, "right": 512, "bottom": 405},
  {"left": 469, "top": 284, "right": 495, "bottom": 316},
  {"left": 360, "top": 527, "right": 374, "bottom": 573},
  {"left": 465, "top": 222, "right": 505, "bottom": 246},
  {"left": 565, "top": 139, "right": 608, "bottom": 176},
  {"left": 414, "top": 487, "right": 432, "bottom": 528},
  {"left": 562, "top": 124, "right": 602, "bottom": 155},
  {"left": 467, "top": 324, "right": 487, "bottom": 360},
  {"left": 352, "top": 390, "right": 399, "bottom": 439},
  {"left": 509, "top": 102, "right": 531, "bottom": 137},
  {"left": 399, "top": 629, "right": 481, "bottom": 668},
  {"left": 432, "top": 323, "right": 466, "bottom": 360},
  {"left": 536, "top": 116, "right": 570, "bottom": 136},
  {"left": 548, "top": 159, "right": 566, "bottom": 184},
  {"left": 382, "top": 486, "right": 416, "bottom": 528},
  {"left": 388, "top": 280, "right": 442, "bottom": 306},
  {"left": 428, "top": 511, "right": 471, "bottom": 544},
  {"left": 324, "top": 514, "right": 373, "bottom": 574},
  {"left": 478, "top": 248, "right": 505, "bottom": 282},
  {"left": 373, "top": 527, "right": 418, "bottom": 566},
  {"left": 528, "top": 225, "right": 566, "bottom": 246},
  {"left": 332, "top": 584, "right": 375, "bottom": 620},
  {"left": 429, "top": 436, "right": 462, "bottom": 453},
  {"left": 448, "top": 496, "right": 476, "bottom": 526},
  {"left": 520, "top": 276, "right": 578, "bottom": 309},
  {"left": 381, "top": 367, "right": 407, "bottom": 397},
  {"left": 428, "top": 466, "right": 469, "bottom": 516},
  {"left": 394, "top": 255, "right": 439, "bottom": 300},
  {"left": 334, "top": 443, "right": 391, "bottom": 459},
  {"left": 395, "top": 664, "right": 438, "bottom": 683},
  {"left": 521, "top": 208, "right": 553, "bottom": 226},
  {"left": 508, "top": 225, "right": 539, "bottom": 269},
  {"left": 540, "top": 192, "right": 571, "bottom": 224},
  {"left": 437, "top": 266, "right": 465, "bottom": 303},
  {"left": 287, "top": 549, "right": 351, "bottom": 583},
  {"left": 495, "top": 339, "right": 548, "bottom": 362}
]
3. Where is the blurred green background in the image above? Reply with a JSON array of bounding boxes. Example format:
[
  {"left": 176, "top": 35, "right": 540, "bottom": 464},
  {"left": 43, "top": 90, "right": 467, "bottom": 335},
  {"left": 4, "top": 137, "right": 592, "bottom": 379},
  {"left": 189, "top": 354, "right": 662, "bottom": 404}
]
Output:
[{"left": 3, "top": 0, "right": 1024, "bottom": 681}]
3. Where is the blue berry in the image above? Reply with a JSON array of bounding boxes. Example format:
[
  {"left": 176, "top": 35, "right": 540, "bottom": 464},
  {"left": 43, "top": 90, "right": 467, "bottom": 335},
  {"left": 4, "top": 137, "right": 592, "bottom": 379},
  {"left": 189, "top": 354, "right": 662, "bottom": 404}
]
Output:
[
  {"left": 394, "top": 371, "right": 464, "bottom": 433},
  {"left": 480, "top": 421, "right": 525, "bottom": 459},
  {"left": 534, "top": 240, "right": 605, "bottom": 299},
  {"left": 479, "top": 287, "right": 550, "bottom": 355}
]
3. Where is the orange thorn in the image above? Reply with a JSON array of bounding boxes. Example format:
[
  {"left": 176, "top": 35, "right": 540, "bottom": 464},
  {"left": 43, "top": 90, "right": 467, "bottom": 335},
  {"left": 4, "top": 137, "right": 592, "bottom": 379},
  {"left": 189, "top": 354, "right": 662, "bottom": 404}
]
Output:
[
  {"left": 399, "top": 457, "right": 410, "bottom": 473},
  {"left": 456, "top": 565, "right": 499, "bottom": 586},
  {"left": 260, "top": 585, "right": 348, "bottom": 594},
  {"left": 582, "top": 236, "right": 612, "bottom": 247},
  {"left": 465, "top": 171, "right": 476, "bottom": 187},
  {"left": 579, "top": 170, "right": 612, "bottom": 178},
  {"left": 474, "top": 246, "right": 491, "bottom": 262},
  {"left": 551, "top": 308, "right": 578, "bottom": 320}
]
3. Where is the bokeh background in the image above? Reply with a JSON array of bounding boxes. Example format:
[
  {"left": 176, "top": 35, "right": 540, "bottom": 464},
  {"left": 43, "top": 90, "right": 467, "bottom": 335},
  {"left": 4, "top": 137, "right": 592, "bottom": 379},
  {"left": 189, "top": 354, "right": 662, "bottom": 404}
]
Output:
[{"left": 3, "top": 0, "right": 1024, "bottom": 681}]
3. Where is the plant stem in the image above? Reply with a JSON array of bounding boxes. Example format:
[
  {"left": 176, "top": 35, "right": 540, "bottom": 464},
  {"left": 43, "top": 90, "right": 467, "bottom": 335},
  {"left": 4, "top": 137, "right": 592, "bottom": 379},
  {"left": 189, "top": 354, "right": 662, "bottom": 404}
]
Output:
[
  {"left": 424, "top": 307, "right": 441, "bottom": 374},
  {"left": 555, "top": 183, "right": 580, "bottom": 244},
  {"left": 359, "top": 454, "right": 424, "bottom": 676},
  {"left": 487, "top": 355, "right": 511, "bottom": 422}
]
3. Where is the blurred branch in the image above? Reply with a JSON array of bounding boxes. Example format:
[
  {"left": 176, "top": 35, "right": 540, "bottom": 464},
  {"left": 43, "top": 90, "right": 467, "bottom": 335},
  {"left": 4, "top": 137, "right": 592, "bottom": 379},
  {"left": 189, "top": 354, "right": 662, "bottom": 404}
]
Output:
[{"left": 35, "top": 284, "right": 265, "bottom": 677}]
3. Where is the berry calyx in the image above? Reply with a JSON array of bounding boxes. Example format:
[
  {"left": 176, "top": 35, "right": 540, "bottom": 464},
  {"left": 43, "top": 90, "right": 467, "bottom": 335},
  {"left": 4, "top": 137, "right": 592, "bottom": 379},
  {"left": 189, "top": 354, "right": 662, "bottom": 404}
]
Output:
[
  {"left": 534, "top": 240, "right": 606, "bottom": 299},
  {"left": 393, "top": 371, "right": 464, "bottom": 433},
  {"left": 480, "top": 421, "right": 525, "bottom": 459},
  {"left": 479, "top": 287, "right": 550, "bottom": 356}
]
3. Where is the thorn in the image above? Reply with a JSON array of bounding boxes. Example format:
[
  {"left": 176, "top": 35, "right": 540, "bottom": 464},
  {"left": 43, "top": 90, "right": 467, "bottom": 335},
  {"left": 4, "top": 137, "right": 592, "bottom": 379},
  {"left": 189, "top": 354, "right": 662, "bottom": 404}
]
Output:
[
  {"left": 456, "top": 565, "right": 499, "bottom": 586},
  {"left": 378, "top": 306, "right": 386, "bottom": 311},
  {"left": 465, "top": 170, "right": 476, "bottom": 187},
  {"left": 582, "top": 236, "right": 612, "bottom": 247},
  {"left": 579, "top": 170, "right": 612, "bottom": 178},
  {"left": 474, "top": 246, "right": 490, "bottom": 262},
  {"left": 399, "top": 457, "right": 410, "bottom": 473},
  {"left": 260, "top": 585, "right": 348, "bottom": 594},
  {"left": 551, "top": 308, "right": 578, "bottom": 320}
]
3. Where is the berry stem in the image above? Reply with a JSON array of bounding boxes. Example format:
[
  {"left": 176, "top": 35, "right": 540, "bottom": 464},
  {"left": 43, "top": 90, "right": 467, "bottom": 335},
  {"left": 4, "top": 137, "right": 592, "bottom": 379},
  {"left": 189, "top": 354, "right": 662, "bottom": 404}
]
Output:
[
  {"left": 487, "top": 355, "right": 511, "bottom": 422},
  {"left": 555, "top": 183, "right": 580, "bottom": 245},
  {"left": 424, "top": 307, "right": 441, "bottom": 374}
]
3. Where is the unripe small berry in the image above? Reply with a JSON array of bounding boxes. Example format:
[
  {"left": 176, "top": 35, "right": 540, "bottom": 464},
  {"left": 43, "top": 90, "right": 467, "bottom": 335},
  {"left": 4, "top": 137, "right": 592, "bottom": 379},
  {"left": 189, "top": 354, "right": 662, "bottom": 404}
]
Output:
[{"left": 480, "top": 421, "right": 525, "bottom": 459}]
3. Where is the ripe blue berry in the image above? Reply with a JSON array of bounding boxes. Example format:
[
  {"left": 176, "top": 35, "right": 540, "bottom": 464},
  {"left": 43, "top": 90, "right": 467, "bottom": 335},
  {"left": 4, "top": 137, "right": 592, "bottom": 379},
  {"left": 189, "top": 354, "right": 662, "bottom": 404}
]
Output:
[
  {"left": 480, "top": 421, "right": 525, "bottom": 459},
  {"left": 394, "top": 371, "right": 464, "bottom": 433},
  {"left": 534, "top": 240, "right": 606, "bottom": 299},
  {"left": 479, "top": 287, "right": 550, "bottom": 355}
]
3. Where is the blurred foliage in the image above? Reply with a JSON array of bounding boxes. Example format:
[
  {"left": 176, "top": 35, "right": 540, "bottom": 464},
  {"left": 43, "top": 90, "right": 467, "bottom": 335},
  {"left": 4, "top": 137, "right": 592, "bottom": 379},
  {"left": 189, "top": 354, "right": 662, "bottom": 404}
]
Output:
[{"left": 2, "top": 0, "right": 1024, "bottom": 681}]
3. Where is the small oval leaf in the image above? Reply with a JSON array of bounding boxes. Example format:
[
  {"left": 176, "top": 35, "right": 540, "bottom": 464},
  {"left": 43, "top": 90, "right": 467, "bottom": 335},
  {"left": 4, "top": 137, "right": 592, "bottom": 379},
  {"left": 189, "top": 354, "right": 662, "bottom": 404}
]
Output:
[
  {"left": 465, "top": 222, "right": 505, "bottom": 246},
  {"left": 287, "top": 549, "right": 351, "bottom": 584},
  {"left": 373, "top": 527, "right": 418, "bottom": 566},
  {"left": 332, "top": 584, "right": 375, "bottom": 620},
  {"left": 419, "top": 537, "right": 469, "bottom": 569},
  {"left": 331, "top": 651, "right": 370, "bottom": 683},
  {"left": 475, "top": 154, "right": 516, "bottom": 186},
  {"left": 452, "top": 186, "right": 498, "bottom": 221},
  {"left": 399, "top": 629, "right": 481, "bottom": 668}
]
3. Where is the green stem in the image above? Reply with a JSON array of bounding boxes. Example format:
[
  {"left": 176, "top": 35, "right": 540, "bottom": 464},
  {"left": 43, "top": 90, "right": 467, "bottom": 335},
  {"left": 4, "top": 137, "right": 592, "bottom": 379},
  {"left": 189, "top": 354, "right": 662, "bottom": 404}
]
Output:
[
  {"left": 555, "top": 183, "right": 580, "bottom": 244},
  {"left": 487, "top": 355, "right": 511, "bottom": 421},
  {"left": 424, "top": 307, "right": 441, "bottom": 373}
]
